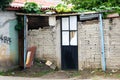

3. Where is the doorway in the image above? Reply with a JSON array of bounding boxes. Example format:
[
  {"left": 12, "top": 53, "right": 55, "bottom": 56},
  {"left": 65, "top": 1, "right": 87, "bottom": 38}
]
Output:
[{"left": 61, "top": 16, "right": 78, "bottom": 70}]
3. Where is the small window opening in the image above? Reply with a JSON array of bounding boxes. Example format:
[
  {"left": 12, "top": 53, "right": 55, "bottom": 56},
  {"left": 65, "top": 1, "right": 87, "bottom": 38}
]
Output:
[{"left": 28, "top": 16, "right": 49, "bottom": 30}]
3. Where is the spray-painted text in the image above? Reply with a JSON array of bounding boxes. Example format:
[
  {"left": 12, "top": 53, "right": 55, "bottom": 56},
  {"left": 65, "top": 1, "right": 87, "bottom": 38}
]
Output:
[{"left": 0, "top": 35, "right": 11, "bottom": 44}]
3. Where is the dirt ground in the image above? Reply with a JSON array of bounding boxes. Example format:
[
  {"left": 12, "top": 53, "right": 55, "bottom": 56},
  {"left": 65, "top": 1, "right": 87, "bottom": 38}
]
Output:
[
  {"left": 1, "top": 60, "right": 120, "bottom": 79},
  {"left": 40, "top": 69, "right": 120, "bottom": 79},
  {"left": 1, "top": 60, "right": 54, "bottom": 77}
]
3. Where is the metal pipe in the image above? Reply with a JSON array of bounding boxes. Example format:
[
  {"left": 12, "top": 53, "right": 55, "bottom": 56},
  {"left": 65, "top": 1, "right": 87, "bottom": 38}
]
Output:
[
  {"left": 24, "top": 15, "right": 27, "bottom": 69},
  {"left": 99, "top": 13, "right": 106, "bottom": 71}
]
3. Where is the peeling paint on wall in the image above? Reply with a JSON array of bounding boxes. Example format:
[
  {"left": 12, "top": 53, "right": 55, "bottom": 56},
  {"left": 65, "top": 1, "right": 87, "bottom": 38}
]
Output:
[
  {"left": 0, "top": 44, "right": 8, "bottom": 55},
  {"left": 0, "top": 21, "right": 10, "bottom": 55},
  {"left": 0, "top": 11, "right": 18, "bottom": 71}
]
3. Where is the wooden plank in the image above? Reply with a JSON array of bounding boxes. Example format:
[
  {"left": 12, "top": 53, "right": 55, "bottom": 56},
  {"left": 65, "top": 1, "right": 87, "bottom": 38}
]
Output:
[
  {"left": 26, "top": 46, "right": 36, "bottom": 68},
  {"left": 16, "top": 11, "right": 100, "bottom": 16}
]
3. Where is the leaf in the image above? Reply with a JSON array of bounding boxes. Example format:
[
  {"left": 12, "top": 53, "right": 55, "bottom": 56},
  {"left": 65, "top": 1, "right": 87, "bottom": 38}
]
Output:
[{"left": 23, "top": 2, "right": 41, "bottom": 13}]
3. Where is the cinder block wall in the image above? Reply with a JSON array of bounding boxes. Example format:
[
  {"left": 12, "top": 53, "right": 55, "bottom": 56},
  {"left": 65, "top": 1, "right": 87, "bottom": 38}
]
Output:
[
  {"left": 28, "top": 20, "right": 61, "bottom": 65},
  {"left": 78, "top": 20, "right": 101, "bottom": 70},
  {"left": 104, "top": 18, "right": 120, "bottom": 69},
  {"left": 78, "top": 18, "right": 120, "bottom": 70},
  {"left": 28, "top": 28, "right": 57, "bottom": 63},
  {"left": 28, "top": 17, "right": 120, "bottom": 70}
]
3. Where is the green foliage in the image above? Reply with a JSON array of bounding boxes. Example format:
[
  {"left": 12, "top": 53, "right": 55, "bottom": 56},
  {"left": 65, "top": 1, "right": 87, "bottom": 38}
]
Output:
[
  {"left": 15, "top": 16, "right": 24, "bottom": 31},
  {"left": 92, "top": 6, "right": 120, "bottom": 13},
  {"left": 62, "top": 0, "right": 120, "bottom": 14},
  {"left": 55, "top": 3, "right": 73, "bottom": 13},
  {"left": 15, "top": 23, "right": 23, "bottom": 31},
  {"left": 0, "top": 0, "right": 13, "bottom": 10},
  {"left": 0, "top": 71, "right": 5, "bottom": 75},
  {"left": 23, "top": 2, "right": 41, "bottom": 13}
]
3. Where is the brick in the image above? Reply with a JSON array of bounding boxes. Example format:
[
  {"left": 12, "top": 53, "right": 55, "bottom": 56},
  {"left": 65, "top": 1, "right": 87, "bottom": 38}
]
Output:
[{"left": 27, "top": 18, "right": 120, "bottom": 70}]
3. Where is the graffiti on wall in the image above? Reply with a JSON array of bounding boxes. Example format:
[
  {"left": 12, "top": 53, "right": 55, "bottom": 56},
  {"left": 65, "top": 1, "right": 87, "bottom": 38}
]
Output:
[
  {"left": 0, "top": 23, "right": 11, "bottom": 55},
  {"left": 0, "top": 35, "right": 10, "bottom": 55},
  {"left": 0, "top": 35, "right": 11, "bottom": 45},
  {"left": 0, "top": 14, "right": 18, "bottom": 68}
]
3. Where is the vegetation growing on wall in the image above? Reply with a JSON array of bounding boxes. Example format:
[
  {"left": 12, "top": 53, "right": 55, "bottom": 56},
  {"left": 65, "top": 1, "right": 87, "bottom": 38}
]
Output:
[
  {"left": 15, "top": 16, "right": 24, "bottom": 31},
  {"left": 0, "top": 0, "right": 13, "bottom": 10}
]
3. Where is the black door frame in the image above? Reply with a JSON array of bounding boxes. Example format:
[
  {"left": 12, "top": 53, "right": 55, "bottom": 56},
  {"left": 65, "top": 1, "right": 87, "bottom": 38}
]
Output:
[{"left": 60, "top": 16, "right": 78, "bottom": 70}]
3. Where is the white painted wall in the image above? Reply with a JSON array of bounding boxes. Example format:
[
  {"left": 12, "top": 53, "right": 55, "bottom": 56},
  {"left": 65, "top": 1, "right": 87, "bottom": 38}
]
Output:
[{"left": 0, "top": 11, "right": 18, "bottom": 71}]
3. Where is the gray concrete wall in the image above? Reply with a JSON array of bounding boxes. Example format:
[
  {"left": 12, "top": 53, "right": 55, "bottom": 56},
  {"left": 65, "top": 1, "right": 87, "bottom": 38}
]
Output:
[{"left": 28, "top": 17, "right": 120, "bottom": 70}]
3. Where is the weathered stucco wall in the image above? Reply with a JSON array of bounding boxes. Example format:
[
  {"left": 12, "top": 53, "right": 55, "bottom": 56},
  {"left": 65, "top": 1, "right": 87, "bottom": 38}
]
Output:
[
  {"left": 0, "top": 11, "right": 18, "bottom": 71},
  {"left": 28, "top": 17, "right": 120, "bottom": 70}
]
